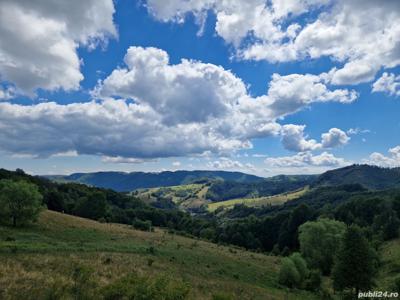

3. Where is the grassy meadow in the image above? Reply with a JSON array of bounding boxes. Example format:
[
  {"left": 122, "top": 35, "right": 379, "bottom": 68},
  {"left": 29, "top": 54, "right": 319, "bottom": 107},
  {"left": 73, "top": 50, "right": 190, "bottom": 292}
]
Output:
[{"left": 0, "top": 210, "right": 319, "bottom": 300}]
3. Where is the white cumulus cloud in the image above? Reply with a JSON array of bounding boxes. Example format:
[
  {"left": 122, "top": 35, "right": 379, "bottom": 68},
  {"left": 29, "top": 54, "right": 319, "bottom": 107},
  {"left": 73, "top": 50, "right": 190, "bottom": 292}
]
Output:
[
  {"left": 280, "top": 125, "right": 350, "bottom": 152},
  {"left": 265, "top": 151, "right": 347, "bottom": 168},
  {"left": 280, "top": 124, "right": 320, "bottom": 152},
  {"left": 146, "top": 0, "right": 400, "bottom": 85},
  {"left": 0, "top": 47, "right": 357, "bottom": 160},
  {"left": 0, "top": 0, "right": 116, "bottom": 96},
  {"left": 321, "top": 128, "right": 350, "bottom": 148},
  {"left": 372, "top": 73, "right": 400, "bottom": 97},
  {"left": 364, "top": 146, "right": 400, "bottom": 168}
]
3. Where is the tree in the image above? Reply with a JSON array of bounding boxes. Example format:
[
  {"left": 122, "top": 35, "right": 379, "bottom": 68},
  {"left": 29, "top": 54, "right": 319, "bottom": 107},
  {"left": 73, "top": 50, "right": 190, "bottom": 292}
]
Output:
[
  {"left": 279, "top": 204, "right": 315, "bottom": 250},
  {"left": 75, "top": 191, "right": 107, "bottom": 220},
  {"left": 373, "top": 206, "right": 400, "bottom": 240},
  {"left": 332, "top": 225, "right": 377, "bottom": 297},
  {"left": 0, "top": 179, "right": 43, "bottom": 227},
  {"left": 299, "top": 218, "right": 346, "bottom": 274}
]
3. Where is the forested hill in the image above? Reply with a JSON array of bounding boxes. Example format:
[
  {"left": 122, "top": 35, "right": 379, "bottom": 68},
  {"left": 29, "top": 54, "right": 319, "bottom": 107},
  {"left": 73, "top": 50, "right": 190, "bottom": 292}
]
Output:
[
  {"left": 45, "top": 170, "right": 264, "bottom": 192},
  {"left": 313, "top": 164, "right": 400, "bottom": 190},
  {"left": 44, "top": 164, "right": 400, "bottom": 194}
]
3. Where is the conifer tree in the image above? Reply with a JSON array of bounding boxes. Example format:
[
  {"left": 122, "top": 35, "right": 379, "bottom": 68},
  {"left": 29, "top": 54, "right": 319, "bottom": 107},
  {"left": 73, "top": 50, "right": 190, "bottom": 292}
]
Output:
[{"left": 332, "top": 225, "right": 377, "bottom": 297}]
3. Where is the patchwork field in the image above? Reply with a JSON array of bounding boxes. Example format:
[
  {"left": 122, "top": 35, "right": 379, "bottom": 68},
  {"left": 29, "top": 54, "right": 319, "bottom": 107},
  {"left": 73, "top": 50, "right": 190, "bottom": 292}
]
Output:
[
  {"left": 134, "top": 183, "right": 211, "bottom": 211},
  {"left": 207, "top": 187, "right": 309, "bottom": 212}
]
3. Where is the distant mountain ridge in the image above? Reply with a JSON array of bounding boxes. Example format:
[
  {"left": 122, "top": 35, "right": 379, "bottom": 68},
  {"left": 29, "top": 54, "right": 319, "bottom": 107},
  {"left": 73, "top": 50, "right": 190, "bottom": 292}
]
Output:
[
  {"left": 44, "top": 164, "right": 400, "bottom": 193},
  {"left": 45, "top": 170, "right": 264, "bottom": 192},
  {"left": 314, "top": 164, "right": 400, "bottom": 190}
]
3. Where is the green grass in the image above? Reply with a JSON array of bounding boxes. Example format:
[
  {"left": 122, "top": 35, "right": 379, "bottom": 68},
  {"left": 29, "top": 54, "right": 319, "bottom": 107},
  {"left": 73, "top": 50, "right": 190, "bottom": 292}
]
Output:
[
  {"left": 208, "top": 187, "right": 309, "bottom": 212},
  {"left": 0, "top": 210, "right": 319, "bottom": 300}
]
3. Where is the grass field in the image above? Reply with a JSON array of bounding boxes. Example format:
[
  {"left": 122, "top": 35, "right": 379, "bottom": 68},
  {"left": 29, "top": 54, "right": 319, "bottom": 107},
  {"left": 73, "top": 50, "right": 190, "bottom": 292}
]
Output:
[
  {"left": 0, "top": 210, "right": 319, "bottom": 300},
  {"left": 208, "top": 187, "right": 309, "bottom": 212}
]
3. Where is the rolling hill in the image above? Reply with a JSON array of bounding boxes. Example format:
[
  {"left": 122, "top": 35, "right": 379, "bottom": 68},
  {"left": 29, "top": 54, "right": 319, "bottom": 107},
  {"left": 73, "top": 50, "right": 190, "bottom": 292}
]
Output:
[
  {"left": 0, "top": 210, "right": 318, "bottom": 300},
  {"left": 207, "top": 186, "right": 310, "bottom": 212},
  {"left": 313, "top": 164, "right": 400, "bottom": 190},
  {"left": 45, "top": 170, "right": 264, "bottom": 192}
]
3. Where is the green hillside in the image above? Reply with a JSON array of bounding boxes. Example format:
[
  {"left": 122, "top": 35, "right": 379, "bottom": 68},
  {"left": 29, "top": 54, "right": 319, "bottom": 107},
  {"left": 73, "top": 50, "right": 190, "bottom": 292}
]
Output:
[
  {"left": 0, "top": 210, "right": 317, "bottom": 300},
  {"left": 133, "top": 176, "right": 316, "bottom": 214},
  {"left": 208, "top": 187, "right": 309, "bottom": 212},
  {"left": 134, "top": 183, "right": 210, "bottom": 213},
  {"left": 314, "top": 164, "right": 400, "bottom": 190}
]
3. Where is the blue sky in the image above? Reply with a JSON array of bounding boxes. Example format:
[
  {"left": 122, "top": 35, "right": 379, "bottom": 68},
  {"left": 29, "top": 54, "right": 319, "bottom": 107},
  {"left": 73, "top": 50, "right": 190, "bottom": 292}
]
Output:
[{"left": 0, "top": 0, "right": 399, "bottom": 176}]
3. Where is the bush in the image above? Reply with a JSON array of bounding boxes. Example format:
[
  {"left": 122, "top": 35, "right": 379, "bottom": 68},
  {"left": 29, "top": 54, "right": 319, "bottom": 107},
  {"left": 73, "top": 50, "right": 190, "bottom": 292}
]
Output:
[
  {"left": 271, "top": 244, "right": 280, "bottom": 256},
  {"left": 278, "top": 253, "right": 311, "bottom": 289},
  {"left": 102, "top": 273, "right": 190, "bottom": 300},
  {"left": 132, "top": 218, "right": 152, "bottom": 231},
  {"left": 278, "top": 258, "right": 300, "bottom": 288},
  {"left": 290, "top": 253, "right": 309, "bottom": 282},
  {"left": 305, "top": 269, "right": 322, "bottom": 291}
]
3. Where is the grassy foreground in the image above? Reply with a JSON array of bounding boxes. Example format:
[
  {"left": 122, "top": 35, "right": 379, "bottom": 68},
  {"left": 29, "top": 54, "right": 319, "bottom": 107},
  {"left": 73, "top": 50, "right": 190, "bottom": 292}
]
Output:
[{"left": 0, "top": 210, "right": 318, "bottom": 300}]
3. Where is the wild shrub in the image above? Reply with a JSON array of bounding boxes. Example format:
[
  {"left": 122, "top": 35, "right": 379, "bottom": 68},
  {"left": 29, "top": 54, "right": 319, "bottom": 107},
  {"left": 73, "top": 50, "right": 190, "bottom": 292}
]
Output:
[
  {"left": 132, "top": 218, "right": 152, "bottom": 231},
  {"left": 147, "top": 258, "right": 155, "bottom": 267},
  {"left": 305, "top": 269, "right": 322, "bottom": 291},
  {"left": 278, "top": 258, "right": 300, "bottom": 288},
  {"left": 278, "top": 252, "right": 315, "bottom": 290}
]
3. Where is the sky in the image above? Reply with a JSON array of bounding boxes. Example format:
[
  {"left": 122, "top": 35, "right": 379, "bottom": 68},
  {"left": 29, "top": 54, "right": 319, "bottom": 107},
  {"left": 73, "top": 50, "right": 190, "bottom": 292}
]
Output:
[{"left": 0, "top": 0, "right": 399, "bottom": 176}]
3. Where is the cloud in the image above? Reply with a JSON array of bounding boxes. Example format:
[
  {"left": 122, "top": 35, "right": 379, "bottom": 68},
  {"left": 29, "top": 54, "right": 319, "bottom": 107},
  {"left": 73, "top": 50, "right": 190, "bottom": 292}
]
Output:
[
  {"left": 347, "top": 128, "right": 370, "bottom": 135},
  {"left": 0, "top": 0, "right": 116, "bottom": 96},
  {"left": 252, "top": 154, "right": 269, "bottom": 158},
  {"left": 280, "top": 124, "right": 320, "bottom": 152},
  {"left": 51, "top": 151, "right": 78, "bottom": 158},
  {"left": 265, "top": 151, "right": 347, "bottom": 168},
  {"left": 172, "top": 161, "right": 181, "bottom": 167},
  {"left": 0, "top": 86, "right": 15, "bottom": 100},
  {"left": 280, "top": 125, "right": 350, "bottom": 152},
  {"left": 372, "top": 72, "right": 400, "bottom": 97},
  {"left": 364, "top": 146, "right": 400, "bottom": 167},
  {"left": 146, "top": 0, "right": 400, "bottom": 85},
  {"left": 267, "top": 73, "right": 357, "bottom": 118},
  {"left": 207, "top": 157, "right": 255, "bottom": 171},
  {"left": 0, "top": 99, "right": 250, "bottom": 159},
  {"left": 0, "top": 47, "right": 356, "bottom": 160},
  {"left": 102, "top": 156, "right": 154, "bottom": 164},
  {"left": 321, "top": 128, "right": 350, "bottom": 148},
  {"left": 93, "top": 46, "right": 247, "bottom": 126}
]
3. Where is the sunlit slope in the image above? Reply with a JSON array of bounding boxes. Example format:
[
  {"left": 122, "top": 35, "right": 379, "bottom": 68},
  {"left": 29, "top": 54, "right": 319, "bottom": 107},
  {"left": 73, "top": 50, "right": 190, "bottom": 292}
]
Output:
[
  {"left": 0, "top": 210, "right": 318, "bottom": 300},
  {"left": 208, "top": 186, "right": 309, "bottom": 212}
]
